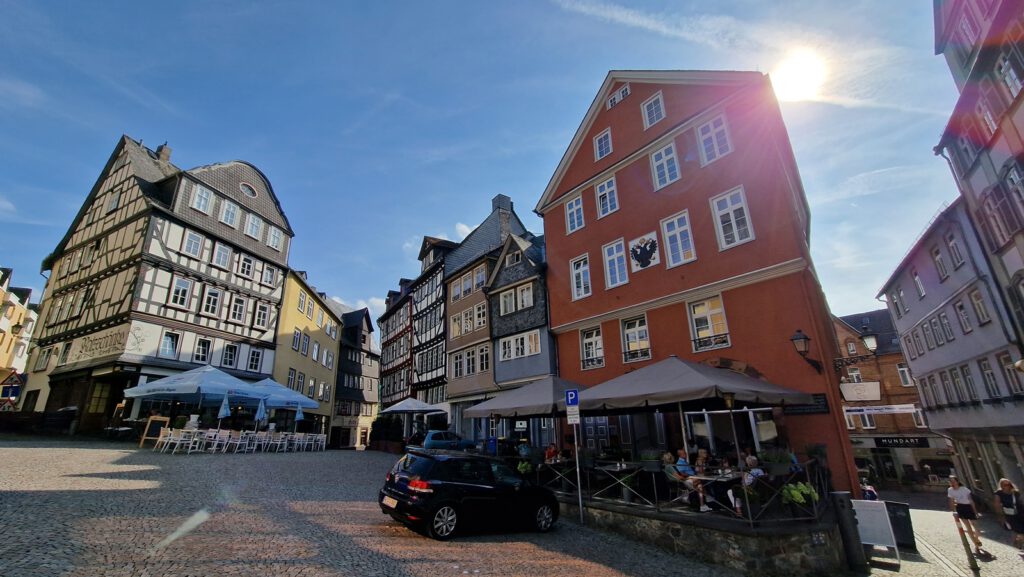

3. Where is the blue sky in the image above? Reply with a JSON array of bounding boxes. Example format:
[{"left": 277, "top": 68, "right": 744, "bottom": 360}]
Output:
[{"left": 0, "top": 0, "right": 959, "bottom": 322}]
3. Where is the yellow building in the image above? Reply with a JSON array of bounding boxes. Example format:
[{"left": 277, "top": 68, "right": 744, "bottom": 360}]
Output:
[
  {"left": 1, "top": 268, "right": 37, "bottom": 402},
  {"left": 272, "top": 271, "right": 341, "bottom": 438}
]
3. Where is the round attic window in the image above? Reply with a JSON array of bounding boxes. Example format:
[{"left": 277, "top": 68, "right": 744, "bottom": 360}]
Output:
[{"left": 239, "top": 182, "right": 258, "bottom": 198}]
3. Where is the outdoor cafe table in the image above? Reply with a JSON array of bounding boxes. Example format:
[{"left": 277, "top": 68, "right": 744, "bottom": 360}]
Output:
[
  {"left": 690, "top": 470, "right": 743, "bottom": 511},
  {"left": 592, "top": 462, "right": 653, "bottom": 506},
  {"left": 537, "top": 460, "right": 578, "bottom": 493}
]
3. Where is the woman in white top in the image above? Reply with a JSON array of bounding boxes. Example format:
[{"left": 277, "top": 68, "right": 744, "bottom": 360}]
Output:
[{"left": 947, "top": 475, "right": 987, "bottom": 555}]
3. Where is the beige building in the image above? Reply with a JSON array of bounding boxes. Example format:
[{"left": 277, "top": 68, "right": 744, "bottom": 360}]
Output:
[
  {"left": 272, "top": 271, "right": 341, "bottom": 437},
  {"left": 1, "top": 269, "right": 36, "bottom": 403}
]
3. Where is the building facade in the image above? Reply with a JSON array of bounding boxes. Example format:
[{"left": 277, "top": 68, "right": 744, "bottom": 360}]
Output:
[
  {"left": 379, "top": 280, "right": 413, "bottom": 406},
  {"left": 535, "top": 70, "right": 858, "bottom": 490},
  {"left": 834, "top": 310, "right": 949, "bottom": 489},
  {"left": 879, "top": 198, "right": 1024, "bottom": 494},
  {"left": 1, "top": 269, "right": 36, "bottom": 403},
  {"left": 331, "top": 305, "right": 380, "bottom": 448},
  {"left": 272, "top": 271, "right": 340, "bottom": 436},
  {"left": 20, "top": 136, "right": 292, "bottom": 432},
  {"left": 410, "top": 237, "right": 457, "bottom": 408}
]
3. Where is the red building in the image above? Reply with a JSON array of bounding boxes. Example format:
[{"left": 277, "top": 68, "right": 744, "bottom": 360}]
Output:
[{"left": 535, "top": 70, "right": 857, "bottom": 491}]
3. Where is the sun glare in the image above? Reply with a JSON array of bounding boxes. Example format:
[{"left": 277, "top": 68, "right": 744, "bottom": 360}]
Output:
[{"left": 772, "top": 49, "right": 828, "bottom": 102}]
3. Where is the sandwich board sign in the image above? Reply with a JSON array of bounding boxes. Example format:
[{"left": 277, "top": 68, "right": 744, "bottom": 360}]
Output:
[{"left": 852, "top": 499, "right": 900, "bottom": 564}]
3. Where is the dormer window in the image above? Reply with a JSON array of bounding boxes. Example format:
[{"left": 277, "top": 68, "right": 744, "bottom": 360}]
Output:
[{"left": 506, "top": 251, "right": 521, "bottom": 267}]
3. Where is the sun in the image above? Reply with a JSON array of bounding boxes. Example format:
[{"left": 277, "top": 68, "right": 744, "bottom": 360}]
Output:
[{"left": 771, "top": 48, "right": 828, "bottom": 102}]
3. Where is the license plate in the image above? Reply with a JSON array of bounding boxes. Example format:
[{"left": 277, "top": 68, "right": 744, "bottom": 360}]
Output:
[{"left": 382, "top": 496, "right": 398, "bottom": 509}]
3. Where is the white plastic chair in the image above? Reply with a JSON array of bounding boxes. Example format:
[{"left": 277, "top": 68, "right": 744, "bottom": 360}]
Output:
[{"left": 152, "top": 427, "right": 172, "bottom": 452}]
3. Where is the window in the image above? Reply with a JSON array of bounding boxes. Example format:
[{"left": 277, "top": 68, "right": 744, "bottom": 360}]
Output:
[
  {"left": 897, "top": 363, "right": 912, "bottom": 386},
  {"left": 296, "top": 372, "right": 305, "bottom": 393},
  {"left": 182, "top": 231, "right": 203, "bottom": 257},
  {"left": 596, "top": 177, "right": 619, "bottom": 218},
  {"left": 202, "top": 287, "right": 222, "bottom": 316},
  {"left": 465, "top": 348, "right": 476, "bottom": 375},
  {"left": 571, "top": 254, "right": 591, "bottom": 300},
  {"left": 254, "top": 303, "right": 269, "bottom": 328},
  {"left": 650, "top": 142, "right": 680, "bottom": 189},
  {"left": 474, "top": 265, "right": 487, "bottom": 289},
  {"left": 889, "top": 292, "right": 903, "bottom": 319},
  {"left": 498, "top": 330, "right": 541, "bottom": 361},
  {"left": 158, "top": 332, "right": 179, "bottom": 358},
  {"left": 998, "top": 352, "right": 1024, "bottom": 395},
  {"left": 193, "top": 338, "right": 211, "bottom": 363},
  {"left": 245, "top": 213, "right": 263, "bottom": 239},
  {"left": 453, "top": 352, "right": 464, "bottom": 378},
  {"left": 475, "top": 302, "right": 487, "bottom": 328},
  {"left": 565, "top": 196, "right": 584, "bottom": 233},
  {"left": 478, "top": 344, "right": 490, "bottom": 372},
  {"left": 451, "top": 279, "right": 462, "bottom": 302},
  {"left": 229, "top": 296, "right": 247, "bottom": 322},
  {"left": 977, "top": 98, "right": 998, "bottom": 136},
  {"left": 939, "top": 312, "right": 956, "bottom": 342},
  {"left": 301, "top": 334, "right": 309, "bottom": 355},
  {"left": 858, "top": 413, "right": 876, "bottom": 430},
  {"left": 661, "top": 210, "right": 695, "bottom": 267},
  {"left": 306, "top": 301, "right": 313, "bottom": 319},
  {"left": 192, "top": 185, "right": 211, "bottom": 213},
  {"left": 912, "top": 331, "right": 925, "bottom": 356},
  {"left": 213, "top": 243, "right": 232, "bottom": 269},
  {"left": 517, "top": 283, "right": 534, "bottom": 309},
  {"left": 690, "top": 296, "right": 730, "bottom": 351},
  {"left": 931, "top": 247, "right": 948, "bottom": 280},
  {"left": 220, "top": 200, "right": 239, "bottom": 227},
  {"left": 292, "top": 329, "right": 301, "bottom": 350},
  {"left": 106, "top": 190, "right": 122, "bottom": 213},
  {"left": 316, "top": 309, "right": 324, "bottom": 327},
  {"left": 237, "top": 255, "right": 255, "bottom": 278},
  {"left": 603, "top": 239, "right": 628, "bottom": 288},
  {"left": 506, "top": 251, "right": 521, "bottom": 267},
  {"left": 711, "top": 187, "right": 753, "bottom": 249},
  {"left": 311, "top": 341, "right": 320, "bottom": 362},
  {"left": 606, "top": 83, "right": 630, "bottom": 108},
  {"left": 941, "top": 371, "right": 960, "bottom": 403},
  {"left": 622, "top": 316, "right": 651, "bottom": 362},
  {"left": 267, "top": 226, "right": 283, "bottom": 251},
  {"left": 594, "top": 128, "right": 612, "bottom": 160},
  {"left": 922, "top": 322, "right": 936, "bottom": 349},
  {"left": 980, "top": 358, "right": 1002, "bottom": 398},
  {"left": 698, "top": 114, "right": 732, "bottom": 165},
  {"left": 960, "top": 365, "right": 979, "bottom": 401},
  {"left": 912, "top": 409, "right": 927, "bottom": 428},
  {"left": 847, "top": 367, "right": 862, "bottom": 383},
  {"left": 450, "top": 314, "right": 462, "bottom": 338},
  {"left": 931, "top": 318, "right": 945, "bottom": 345},
  {"left": 954, "top": 300, "right": 972, "bottom": 333},
  {"left": 846, "top": 342, "right": 857, "bottom": 355},
  {"left": 898, "top": 287, "right": 909, "bottom": 313},
  {"left": 969, "top": 289, "right": 990, "bottom": 324},
  {"left": 500, "top": 290, "right": 516, "bottom": 316},
  {"left": 997, "top": 53, "right": 1023, "bottom": 100},
  {"left": 297, "top": 291, "right": 306, "bottom": 313},
  {"left": 462, "top": 309, "right": 473, "bottom": 334},
  {"left": 222, "top": 344, "right": 238, "bottom": 368},
  {"left": 325, "top": 351, "right": 334, "bottom": 369},
  {"left": 262, "top": 266, "right": 277, "bottom": 286},
  {"left": 248, "top": 349, "right": 263, "bottom": 372},
  {"left": 946, "top": 232, "right": 965, "bottom": 268},
  {"left": 642, "top": 91, "right": 665, "bottom": 128},
  {"left": 912, "top": 269, "right": 925, "bottom": 297},
  {"left": 57, "top": 343, "right": 72, "bottom": 366},
  {"left": 286, "top": 368, "right": 296, "bottom": 389},
  {"left": 169, "top": 277, "right": 192, "bottom": 308},
  {"left": 581, "top": 327, "right": 604, "bottom": 369},
  {"left": 844, "top": 412, "right": 857, "bottom": 430}
]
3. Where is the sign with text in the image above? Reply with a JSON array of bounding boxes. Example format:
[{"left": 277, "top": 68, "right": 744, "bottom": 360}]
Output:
[
  {"left": 566, "top": 388, "right": 580, "bottom": 424},
  {"left": 515, "top": 420, "right": 527, "bottom": 431},
  {"left": 782, "top": 393, "right": 829, "bottom": 415},
  {"left": 844, "top": 404, "right": 917, "bottom": 415},
  {"left": 875, "top": 437, "right": 930, "bottom": 449}
]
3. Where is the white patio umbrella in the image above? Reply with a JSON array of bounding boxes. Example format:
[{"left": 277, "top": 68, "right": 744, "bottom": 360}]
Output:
[
  {"left": 249, "top": 378, "right": 319, "bottom": 409},
  {"left": 293, "top": 404, "right": 304, "bottom": 433},
  {"left": 216, "top": 394, "right": 231, "bottom": 430},
  {"left": 253, "top": 398, "right": 267, "bottom": 432},
  {"left": 124, "top": 365, "right": 265, "bottom": 404}
]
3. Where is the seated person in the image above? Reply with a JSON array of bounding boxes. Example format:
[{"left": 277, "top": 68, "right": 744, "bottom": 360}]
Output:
[
  {"left": 544, "top": 443, "right": 559, "bottom": 463},
  {"left": 665, "top": 450, "right": 710, "bottom": 512},
  {"left": 694, "top": 447, "right": 712, "bottom": 475},
  {"left": 742, "top": 456, "right": 766, "bottom": 487}
]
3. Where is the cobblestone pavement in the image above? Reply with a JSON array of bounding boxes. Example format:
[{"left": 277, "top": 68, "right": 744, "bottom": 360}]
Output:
[{"left": 0, "top": 436, "right": 741, "bottom": 577}]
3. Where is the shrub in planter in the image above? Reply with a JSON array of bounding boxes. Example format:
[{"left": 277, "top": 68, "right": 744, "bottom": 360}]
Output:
[{"left": 781, "top": 481, "right": 819, "bottom": 506}]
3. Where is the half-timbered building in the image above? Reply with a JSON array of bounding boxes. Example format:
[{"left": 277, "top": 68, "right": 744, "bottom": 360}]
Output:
[
  {"left": 410, "top": 237, "right": 457, "bottom": 408},
  {"left": 379, "top": 280, "right": 413, "bottom": 407}
]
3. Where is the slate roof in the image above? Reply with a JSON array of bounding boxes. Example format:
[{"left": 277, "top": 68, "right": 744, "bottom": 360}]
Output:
[
  {"left": 9, "top": 287, "right": 32, "bottom": 305},
  {"left": 0, "top": 268, "right": 11, "bottom": 288},
  {"left": 187, "top": 161, "right": 293, "bottom": 235},
  {"left": 838, "top": 309, "right": 902, "bottom": 356},
  {"left": 443, "top": 200, "right": 529, "bottom": 280}
]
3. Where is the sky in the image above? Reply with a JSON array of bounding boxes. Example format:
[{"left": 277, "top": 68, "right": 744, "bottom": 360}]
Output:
[{"left": 0, "top": 0, "right": 960, "bottom": 324}]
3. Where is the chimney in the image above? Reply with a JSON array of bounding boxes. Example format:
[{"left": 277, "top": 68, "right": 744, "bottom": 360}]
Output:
[
  {"left": 493, "top": 194, "right": 513, "bottom": 242},
  {"left": 156, "top": 142, "right": 172, "bottom": 162}
]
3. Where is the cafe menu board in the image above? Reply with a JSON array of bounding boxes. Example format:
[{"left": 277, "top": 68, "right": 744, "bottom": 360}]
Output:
[
  {"left": 138, "top": 416, "right": 170, "bottom": 448},
  {"left": 782, "top": 393, "right": 829, "bottom": 415}
]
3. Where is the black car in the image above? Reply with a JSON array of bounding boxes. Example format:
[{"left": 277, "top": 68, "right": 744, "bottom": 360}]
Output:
[{"left": 379, "top": 449, "right": 559, "bottom": 540}]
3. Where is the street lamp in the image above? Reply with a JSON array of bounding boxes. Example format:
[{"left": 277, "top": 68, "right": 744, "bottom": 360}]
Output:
[
  {"left": 834, "top": 327, "right": 879, "bottom": 370},
  {"left": 790, "top": 329, "right": 823, "bottom": 373}
]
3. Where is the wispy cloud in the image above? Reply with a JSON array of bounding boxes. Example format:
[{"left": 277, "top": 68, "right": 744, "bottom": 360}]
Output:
[
  {"left": 808, "top": 165, "right": 938, "bottom": 207},
  {"left": 455, "top": 222, "right": 474, "bottom": 239},
  {"left": 331, "top": 295, "right": 387, "bottom": 319},
  {"left": 0, "top": 194, "right": 57, "bottom": 225},
  {"left": 0, "top": 76, "right": 47, "bottom": 109}
]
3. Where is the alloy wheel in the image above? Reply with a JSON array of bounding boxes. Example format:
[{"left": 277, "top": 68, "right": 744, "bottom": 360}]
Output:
[
  {"left": 535, "top": 504, "right": 554, "bottom": 532},
  {"left": 430, "top": 505, "right": 458, "bottom": 539}
]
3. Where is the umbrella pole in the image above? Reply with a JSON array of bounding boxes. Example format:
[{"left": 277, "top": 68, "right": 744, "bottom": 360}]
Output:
[{"left": 678, "top": 402, "right": 690, "bottom": 457}]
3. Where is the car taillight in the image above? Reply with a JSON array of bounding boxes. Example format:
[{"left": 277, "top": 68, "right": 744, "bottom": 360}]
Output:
[
  {"left": 385, "top": 471, "right": 393, "bottom": 483},
  {"left": 408, "top": 479, "right": 433, "bottom": 493}
]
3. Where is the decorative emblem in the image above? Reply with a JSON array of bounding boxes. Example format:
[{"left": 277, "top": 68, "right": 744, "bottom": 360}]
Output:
[{"left": 629, "top": 233, "right": 660, "bottom": 272}]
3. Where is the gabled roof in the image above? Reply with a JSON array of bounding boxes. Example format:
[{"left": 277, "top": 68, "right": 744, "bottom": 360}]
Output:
[
  {"left": 837, "top": 309, "right": 902, "bottom": 356},
  {"left": 9, "top": 287, "right": 32, "bottom": 305},
  {"left": 485, "top": 233, "right": 546, "bottom": 289},
  {"left": 187, "top": 160, "right": 293, "bottom": 235},
  {"left": 418, "top": 236, "right": 459, "bottom": 260},
  {"left": 534, "top": 70, "right": 765, "bottom": 214},
  {"left": 0, "top": 268, "right": 11, "bottom": 289},
  {"left": 444, "top": 195, "right": 530, "bottom": 279}
]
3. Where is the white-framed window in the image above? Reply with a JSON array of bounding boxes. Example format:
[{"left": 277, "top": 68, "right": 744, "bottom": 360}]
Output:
[
  {"left": 465, "top": 348, "right": 476, "bottom": 375},
  {"left": 690, "top": 295, "right": 730, "bottom": 351},
  {"left": 571, "top": 254, "right": 591, "bottom": 300},
  {"left": 498, "top": 330, "right": 541, "bottom": 361},
  {"left": 976, "top": 98, "right": 998, "bottom": 136},
  {"left": 247, "top": 349, "right": 263, "bottom": 372},
  {"left": 954, "top": 300, "right": 972, "bottom": 333},
  {"left": 297, "top": 291, "right": 306, "bottom": 312},
  {"left": 969, "top": 289, "right": 991, "bottom": 324},
  {"left": 220, "top": 201, "right": 239, "bottom": 228},
  {"left": 202, "top": 287, "right": 222, "bottom": 316},
  {"left": 960, "top": 365, "right": 979, "bottom": 401},
  {"left": 911, "top": 269, "right": 925, "bottom": 297},
  {"left": 846, "top": 341, "right": 857, "bottom": 355},
  {"left": 506, "top": 251, "right": 522, "bottom": 268},
  {"left": 622, "top": 316, "right": 651, "bottom": 362},
  {"left": 698, "top": 114, "right": 732, "bottom": 165},
  {"left": 452, "top": 351, "right": 464, "bottom": 378},
  {"left": 979, "top": 358, "right": 1002, "bottom": 398},
  {"left": 106, "top": 190, "right": 122, "bottom": 213},
  {"left": 897, "top": 363, "right": 913, "bottom": 386},
  {"left": 462, "top": 309, "right": 473, "bottom": 334},
  {"left": 661, "top": 210, "right": 696, "bottom": 267},
  {"left": 606, "top": 83, "right": 630, "bottom": 108},
  {"left": 998, "top": 352, "right": 1024, "bottom": 395},
  {"left": 301, "top": 334, "right": 309, "bottom": 355},
  {"left": 858, "top": 413, "right": 876, "bottom": 430},
  {"left": 912, "top": 331, "right": 926, "bottom": 356},
  {"left": 912, "top": 409, "right": 927, "bottom": 428},
  {"left": 945, "top": 232, "right": 965, "bottom": 268},
  {"left": 325, "top": 351, "right": 334, "bottom": 369},
  {"left": 642, "top": 91, "right": 665, "bottom": 129},
  {"left": 56, "top": 342, "right": 72, "bottom": 366},
  {"left": 500, "top": 289, "right": 516, "bottom": 316},
  {"left": 213, "top": 243, "right": 232, "bottom": 269},
  {"left": 306, "top": 301, "right": 313, "bottom": 319},
  {"left": 517, "top": 283, "right": 534, "bottom": 309},
  {"left": 222, "top": 343, "right": 238, "bottom": 368},
  {"left": 650, "top": 142, "right": 680, "bottom": 190},
  {"left": 603, "top": 239, "right": 628, "bottom": 289},
  {"left": 939, "top": 312, "right": 956, "bottom": 341},
  {"left": 997, "top": 53, "right": 1023, "bottom": 100},
  {"left": 451, "top": 278, "right": 463, "bottom": 302},
  {"left": 229, "top": 296, "right": 247, "bottom": 323},
  {"left": 169, "top": 277, "right": 192, "bottom": 308},
  {"left": 711, "top": 187, "right": 754, "bottom": 249},
  {"left": 932, "top": 318, "right": 945, "bottom": 346},
  {"left": 287, "top": 368, "right": 296, "bottom": 389},
  {"left": 474, "top": 265, "right": 486, "bottom": 289},
  {"left": 931, "top": 247, "right": 948, "bottom": 280},
  {"left": 595, "top": 177, "right": 619, "bottom": 218},
  {"left": 311, "top": 341, "right": 320, "bottom": 362},
  {"left": 565, "top": 196, "right": 584, "bottom": 234},
  {"left": 581, "top": 327, "right": 604, "bottom": 369},
  {"left": 158, "top": 332, "right": 180, "bottom": 359},
  {"left": 296, "top": 372, "right": 305, "bottom": 394},
  {"left": 254, "top": 303, "right": 269, "bottom": 328},
  {"left": 478, "top": 344, "right": 490, "bottom": 372},
  {"left": 594, "top": 128, "right": 612, "bottom": 161},
  {"left": 450, "top": 314, "right": 462, "bottom": 338},
  {"left": 267, "top": 226, "right": 283, "bottom": 251},
  {"left": 245, "top": 213, "right": 263, "bottom": 239},
  {"left": 238, "top": 255, "right": 254, "bottom": 278},
  {"left": 292, "top": 329, "right": 301, "bottom": 350},
  {"left": 261, "top": 266, "right": 277, "bottom": 286},
  {"left": 182, "top": 231, "right": 203, "bottom": 258},
  {"left": 847, "top": 367, "right": 862, "bottom": 383},
  {"left": 475, "top": 302, "right": 487, "bottom": 328},
  {"left": 193, "top": 338, "right": 211, "bottom": 363},
  {"left": 922, "top": 322, "right": 936, "bottom": 349},
  {"left": 889, "top": 291, "right": 904, "bottom": 319},
  {"left": 191, "top": 185, "right": 212, "bottom": 213},
  {"left": 316, "top": 309, "right": 324, "bottom": 328},
  {"left": 844, "top": 411, "right": 857, "bottom": 430}
]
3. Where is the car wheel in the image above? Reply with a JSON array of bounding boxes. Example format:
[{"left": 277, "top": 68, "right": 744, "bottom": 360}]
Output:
[
  {"left": 533, "top": 502, "right": 556, "bottom": 532},
  {"left": 427, "top": 503, "right": 459, "bottom": 540}
]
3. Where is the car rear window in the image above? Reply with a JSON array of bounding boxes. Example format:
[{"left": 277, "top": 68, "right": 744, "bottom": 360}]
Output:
[
  {"left": 397, "top": 453, "right": 435, "bottom": 477},
  {"left": 439, "top": 458, "right": 492, "bottom": 483}
]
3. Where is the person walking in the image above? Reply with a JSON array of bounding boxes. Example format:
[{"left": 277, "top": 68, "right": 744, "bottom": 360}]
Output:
[
  {"left": 948, "top": 475, "right": 989, "bottom": 557},
  {"left": 993, "top": 478, "right": 1024, "bottom": 557}
]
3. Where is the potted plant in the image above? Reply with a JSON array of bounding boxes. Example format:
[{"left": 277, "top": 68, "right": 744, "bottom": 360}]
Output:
[
  {"left": 517, "top": 460, "right": 534, "bottom": 475},
  {"left": 781, "top": 481, "right": 819, "bottom": 516},
  {"left": 760, "top": 447, "right": 795, "bottom": 476}
]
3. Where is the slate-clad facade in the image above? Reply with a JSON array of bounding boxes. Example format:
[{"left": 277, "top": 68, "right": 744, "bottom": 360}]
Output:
[
  {"left": 21, "top": 136, "right": 293, "bottom": 432},
  {"left": 331, "top": 304, "right": 380, "bottom": 448}
]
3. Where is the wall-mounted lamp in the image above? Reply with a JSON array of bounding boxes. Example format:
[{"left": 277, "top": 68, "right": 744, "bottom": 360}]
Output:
[
  {"left": 10, "top": 323, "right": 23, "bottom": 336},
  {"left": 721, "top": 391, "right": 735, "bottom": 410},
  {"left": 834, "top": 327, "right": 879, "bottom": 370},
  {"left": 790, "top": 329, "right": 823, "bottom": 373}
]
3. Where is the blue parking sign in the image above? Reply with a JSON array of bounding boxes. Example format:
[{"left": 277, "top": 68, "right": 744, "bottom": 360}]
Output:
[{"left": 565, "top": 389, "right": 579, "bottom": 407}]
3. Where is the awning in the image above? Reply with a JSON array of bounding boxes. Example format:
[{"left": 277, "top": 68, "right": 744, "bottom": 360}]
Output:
[
  {"left": 567, "top": 356, "right": 815, "bottom": 411},
  {"left": 464, "top": 376, "right": 581, "bottom": 418},
  {"left": 123, "top": 365, "right": 265, "bottom": 404},
  {"left": 249, "top": 378, "right": 319, "bottom": 410},
  {"left": 380, "top": 397, "right": 446, "bottom": 414}
]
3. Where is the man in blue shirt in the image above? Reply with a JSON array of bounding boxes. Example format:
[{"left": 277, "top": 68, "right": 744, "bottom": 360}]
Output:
[
  {"left": 675, "top": 448, "right": 697, "bottom": 476},
  {"left": 675, "top": 449, "right": 709, "bottom": 511}
]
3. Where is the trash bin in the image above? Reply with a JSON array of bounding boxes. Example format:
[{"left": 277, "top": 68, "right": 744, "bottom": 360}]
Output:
[
  {"left": 486, "top": 437, "right": 497, "bottom": 455},
  {"left": 884, "top": 501, "right": 917, "bottom": 551}
]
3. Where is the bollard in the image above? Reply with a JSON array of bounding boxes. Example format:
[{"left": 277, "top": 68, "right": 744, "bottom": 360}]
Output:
[
  {"left": 831, "top": 491, "right": 868, "bottom": 570},
  {"left": 952, "top": 514, "right": 980, "bottom": 571}
]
